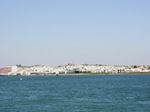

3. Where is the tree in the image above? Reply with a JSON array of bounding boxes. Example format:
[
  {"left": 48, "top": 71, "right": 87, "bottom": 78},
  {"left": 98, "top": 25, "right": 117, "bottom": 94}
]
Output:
[{"left": 133, "top": 65, "right": 137, "bottom": 68}]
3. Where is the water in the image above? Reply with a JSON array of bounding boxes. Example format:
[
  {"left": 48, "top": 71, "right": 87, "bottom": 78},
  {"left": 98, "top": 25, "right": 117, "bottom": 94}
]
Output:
[{"left": 0, "top": 74, "right": 150, "bottom": 112}]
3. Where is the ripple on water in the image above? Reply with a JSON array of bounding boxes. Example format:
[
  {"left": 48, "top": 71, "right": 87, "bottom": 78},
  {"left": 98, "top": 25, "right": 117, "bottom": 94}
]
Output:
[{"left": 137, "top": 101, "right": 150, "bottom": 105}]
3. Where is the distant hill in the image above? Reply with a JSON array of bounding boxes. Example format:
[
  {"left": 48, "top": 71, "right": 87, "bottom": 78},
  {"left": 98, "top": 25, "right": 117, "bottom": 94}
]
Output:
[{"left": 0, "top": 67, "right": 11, "bottom": 75}]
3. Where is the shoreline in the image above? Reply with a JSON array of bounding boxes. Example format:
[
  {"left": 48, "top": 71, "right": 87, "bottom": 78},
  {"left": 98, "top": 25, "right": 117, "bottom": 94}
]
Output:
[
  {"left": 1, "top": 72, "right": 150, "bottom": 77},
  {"left": 1, "top": 64, "right": 150, "bottom": 76}
]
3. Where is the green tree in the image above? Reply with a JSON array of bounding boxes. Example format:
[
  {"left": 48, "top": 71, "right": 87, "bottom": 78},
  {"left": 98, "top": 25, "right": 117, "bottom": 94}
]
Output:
[{"left": 132, "top": 65, "right": 137, "bottom": 68}]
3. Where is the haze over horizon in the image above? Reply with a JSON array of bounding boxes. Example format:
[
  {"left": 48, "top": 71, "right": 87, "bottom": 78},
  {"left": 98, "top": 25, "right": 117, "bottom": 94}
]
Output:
[{"left": 0, "top": 0, "right": 150, "bottom": 67}]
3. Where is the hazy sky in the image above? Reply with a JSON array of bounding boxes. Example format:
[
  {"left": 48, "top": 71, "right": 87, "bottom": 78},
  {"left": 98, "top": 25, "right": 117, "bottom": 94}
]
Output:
[{"left": 0, "top": 0, "right": 150, "bottom": 66}]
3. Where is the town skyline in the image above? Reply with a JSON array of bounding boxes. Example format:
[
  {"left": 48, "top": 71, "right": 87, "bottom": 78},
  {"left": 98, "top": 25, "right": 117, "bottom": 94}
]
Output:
[
  {"left": 0, "top": 63, "right": 150, "bottom": 76},
  {"left": 1, "top": 63, "right": 150, "bottom": 68}
]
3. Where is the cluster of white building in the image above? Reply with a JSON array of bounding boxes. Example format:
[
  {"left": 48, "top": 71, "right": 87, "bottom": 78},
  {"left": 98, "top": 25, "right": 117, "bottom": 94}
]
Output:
[{"left": 1, "top": 64, "right": 150, "bottom": 76}]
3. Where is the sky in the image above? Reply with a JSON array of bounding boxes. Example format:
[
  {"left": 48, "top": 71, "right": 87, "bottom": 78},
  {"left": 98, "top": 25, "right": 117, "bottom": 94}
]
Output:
[{"left": 0, "top": 0, "right": 150, "bottom": 66}]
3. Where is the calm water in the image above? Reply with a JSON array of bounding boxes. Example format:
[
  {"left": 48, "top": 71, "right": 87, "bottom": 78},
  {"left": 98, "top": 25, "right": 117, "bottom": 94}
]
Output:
[{"left": 0, "top": 74, "right": 150, "bottom": 112}]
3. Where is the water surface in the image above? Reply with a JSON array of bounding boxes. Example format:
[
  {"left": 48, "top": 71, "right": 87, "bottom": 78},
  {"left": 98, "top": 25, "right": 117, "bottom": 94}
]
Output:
[{"left": 0, "top": 74, "right": 150, "bottom": 112}]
